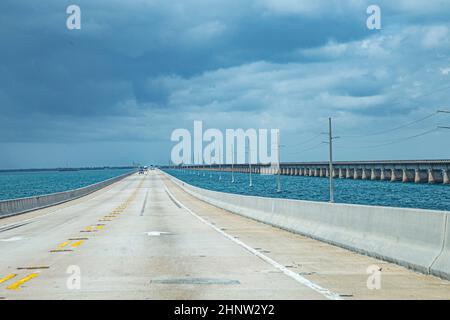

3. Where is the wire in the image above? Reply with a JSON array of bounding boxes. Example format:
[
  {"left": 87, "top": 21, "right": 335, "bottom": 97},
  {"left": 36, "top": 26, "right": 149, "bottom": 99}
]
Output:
[
  {"left": 341, "top": 111, "right": 438, "bottom": 138},
  {"left": 336, "top": 82, "right": 450, "bottom": 139},
  {"left": 337, "top": 128, "right": 438, "bottom": 149},
  {"left": 284, "top": 142, "right": 325, "bottom": 155},
  {"left": 288, "top": 133, "right": 322, "bottom": 148}
]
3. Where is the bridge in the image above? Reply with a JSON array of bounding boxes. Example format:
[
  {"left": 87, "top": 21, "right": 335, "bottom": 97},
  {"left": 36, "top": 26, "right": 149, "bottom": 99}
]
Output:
[
  {"left": 172, "top": 160, "right": 450, "bottom": 184},
  {"left": 0, "top": 170, "right": 449, "bottom": 300}
]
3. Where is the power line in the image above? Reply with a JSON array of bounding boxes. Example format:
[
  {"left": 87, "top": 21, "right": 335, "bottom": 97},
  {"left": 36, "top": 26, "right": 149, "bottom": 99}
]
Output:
[
  {"left": 289, "top": 133, "right": 322, "bottom": 147},
  {"left": 284, "top": 141, "right": 325, "bottom": 155},
  {"left": 336, "top": 128, "right": 438, "bottom": 149},
  {"left": 341, "top": 111, "right": 439, "bottom": 138}
]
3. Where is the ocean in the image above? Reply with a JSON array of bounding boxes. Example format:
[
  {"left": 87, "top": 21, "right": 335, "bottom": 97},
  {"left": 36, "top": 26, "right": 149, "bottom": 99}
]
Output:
[
  {"left": 164, "top": 169, "right": 450, "bottom": 212},
  {"left": 0, "top": 168, "right": 133, "bottom": 201}
]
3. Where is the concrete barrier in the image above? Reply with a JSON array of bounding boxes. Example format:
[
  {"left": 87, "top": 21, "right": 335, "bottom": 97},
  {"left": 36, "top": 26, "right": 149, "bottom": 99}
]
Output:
[
  {"left": 430, "top": 215, "right": 450, "bottom": 279},
  {"left": 163, "top": 171, "right": 450, "bottom": 280},
  {"left": 0, "top": 171, "right": 136, "bottom": 218}
]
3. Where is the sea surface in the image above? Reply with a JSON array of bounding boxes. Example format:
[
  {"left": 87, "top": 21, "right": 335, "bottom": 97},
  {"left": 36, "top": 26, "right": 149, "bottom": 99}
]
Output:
[
  {"left": 164, "top": 169, "right": 450, "bottom": 212},
  {"left": 0, "top": 168, "right": 133, "bottom": 201}
]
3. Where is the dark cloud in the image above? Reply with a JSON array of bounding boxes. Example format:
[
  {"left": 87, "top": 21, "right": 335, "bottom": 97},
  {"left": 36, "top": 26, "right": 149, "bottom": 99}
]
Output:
[{"left": 0, "top": 0, "right": 450, "bottom": 167}]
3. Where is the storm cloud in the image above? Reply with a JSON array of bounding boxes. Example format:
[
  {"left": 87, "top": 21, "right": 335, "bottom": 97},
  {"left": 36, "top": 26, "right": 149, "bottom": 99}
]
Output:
[{"left": 1, "top": 0, "right": 450, "bottom": 168}]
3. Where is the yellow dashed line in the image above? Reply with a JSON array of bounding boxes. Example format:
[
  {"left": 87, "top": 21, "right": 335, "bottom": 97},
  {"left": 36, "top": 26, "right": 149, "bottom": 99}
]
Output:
[
  {"left": 6, "top": 273, "right": 39, "bottom": 290},
  {"left": 58, "top": 241, "right": 71, "bottom": 248},
  {"left": 0, "top": 274, "right": 16, "bottom": 285},
  {"left": 71, "top": 240, "right": 84, "bottom": 247}
]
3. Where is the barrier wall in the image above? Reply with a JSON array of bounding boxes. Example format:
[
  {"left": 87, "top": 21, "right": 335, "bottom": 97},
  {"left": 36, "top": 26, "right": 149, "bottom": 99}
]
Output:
[
  {"left": 0, "top": 171, "right": 136, "bottom": 218},
  {"left": 163, "top": 171, "right": 450, "bottom": 280}
]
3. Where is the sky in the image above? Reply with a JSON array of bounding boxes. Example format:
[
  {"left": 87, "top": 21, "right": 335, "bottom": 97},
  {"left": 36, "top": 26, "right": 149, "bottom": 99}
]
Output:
[{"left": 1, "top": 0, "right": 450, "bottom": 168}]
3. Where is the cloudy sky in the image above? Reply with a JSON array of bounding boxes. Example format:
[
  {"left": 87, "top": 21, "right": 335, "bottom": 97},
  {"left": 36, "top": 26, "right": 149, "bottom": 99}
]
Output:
[{"left": 1, "top": 0, "right": 450, "bottom": 168}]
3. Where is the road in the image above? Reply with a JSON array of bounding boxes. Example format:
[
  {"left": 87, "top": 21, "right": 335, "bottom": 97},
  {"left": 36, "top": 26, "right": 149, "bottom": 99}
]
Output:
[{"left": 0, "top": 171, "right": 450, "bottom": 300}]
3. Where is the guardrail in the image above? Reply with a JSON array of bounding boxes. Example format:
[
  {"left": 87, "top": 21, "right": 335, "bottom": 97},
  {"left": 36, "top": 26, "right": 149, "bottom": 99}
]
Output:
[
  {"left": 162, "top": 170, "right": 450, "bottom": 280},
  {"left": 0, "top": 171, "right": 136, "bottom": 218}
]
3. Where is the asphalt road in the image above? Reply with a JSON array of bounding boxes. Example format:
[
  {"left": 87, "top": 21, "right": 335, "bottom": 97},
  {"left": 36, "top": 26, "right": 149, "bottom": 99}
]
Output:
[{"left": 0, "top": 171, "right": 449, "bottom": 300}]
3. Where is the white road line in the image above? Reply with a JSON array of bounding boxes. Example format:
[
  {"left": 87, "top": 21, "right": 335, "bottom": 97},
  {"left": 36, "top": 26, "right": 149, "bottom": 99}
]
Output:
[
  {"left": 0, "top": 236, "right": 24, "bottom": 242},
  {"left": 163, "top": 185, "right": 343, "bottom": 300}
]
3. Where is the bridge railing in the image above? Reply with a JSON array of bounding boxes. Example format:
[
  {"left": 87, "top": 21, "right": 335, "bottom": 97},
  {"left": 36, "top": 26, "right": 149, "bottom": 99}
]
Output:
[
  {"left": 0, "top": 171, "right": 136, "bottom": 218},
  {"left": 163, "top": 170, "right": 450, "bottom": 280}
]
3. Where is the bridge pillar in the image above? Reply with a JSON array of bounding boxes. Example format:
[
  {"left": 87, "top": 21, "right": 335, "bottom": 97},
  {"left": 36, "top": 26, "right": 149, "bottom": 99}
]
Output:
[
  {"left": 346, "top": 168, "right": 354, "bottom": 179},
  {"left": 320, "top": 168, "right": 326, "bottom": 177},
  {"left": 428, "top": 169, "right": 443, "bottom": 184},
  {"left": 414, "top": 169, "right": 427, "bottom": 183},
  {"left": 380, "top": 169, "right": 386, "bottom": 180},
  {"left": 371, "top": 169, "right": 381, "bottom": 180},
  {"left": 402, "top": 169, "right": 414, "bottom": 183},
  {"left": 391, "top": 169, "right": 402, "bottom": 182},
  {"left": 314, "top": 168, "right": 319, "bottom": 177},
  {"left": 339, "top": 168, "right": 345, "bottom": 178},
  {"left": 362, "top": 169, "right": 371, "bottom": 180},
  {"left": 381, "top": 168, "right": 391, "bottom": 181},
  {"left": 354, "top": 169, "right": 362, "bottom": 180},
  {"left": 443, "top": 170, "right": 450, "bottom": 184},
  {"left": 290, "top": 168, "right": 294, "bottom": 175}
]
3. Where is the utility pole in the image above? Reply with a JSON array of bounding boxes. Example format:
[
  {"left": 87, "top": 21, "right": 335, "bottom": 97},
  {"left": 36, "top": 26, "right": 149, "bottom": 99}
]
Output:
[
  {"left": 328, "top": 118, "right": 334, "bottom": 203},
  {"left": 247, "top": 146, "right": 253, "bottom": 187},
  {"left": 219, "top": 147, "right": 222, "bottom": 181},
  {"left": 277, "top": 130, "right": 281, "bottom": 193},
  {"left": 231, "top": 143, "right": 235, "bottom": 183}
]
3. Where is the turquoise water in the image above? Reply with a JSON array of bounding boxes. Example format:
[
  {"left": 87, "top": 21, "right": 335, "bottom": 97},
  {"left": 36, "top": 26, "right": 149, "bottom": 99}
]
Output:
[
  {"left": 164, "top": 169, "right": 450, "bottom": 212},
  {"left": 0, "top": 169, "right": 133, "bottom": 201}
]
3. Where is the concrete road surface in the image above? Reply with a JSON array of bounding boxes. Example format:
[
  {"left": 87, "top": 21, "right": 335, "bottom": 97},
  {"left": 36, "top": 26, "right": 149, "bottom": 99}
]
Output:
[{"left": 0, "top": 171, "right": 449, "bottom": 300}]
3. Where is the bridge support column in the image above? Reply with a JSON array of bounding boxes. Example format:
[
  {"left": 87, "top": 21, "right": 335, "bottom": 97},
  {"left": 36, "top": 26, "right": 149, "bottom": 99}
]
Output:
[
  {"left": 346, "top": 168, "right": 354, "bottom": 179},
  {"left": 354, "top": 169, "right": 362, "bottom": 180},
  {"left": 320, "top": 168, "right": 326, "bottom": 177},
  {"left": 339, "top": 168, "right": 345, "bottom": 178},
  {"left": 443, "top": 170, "right": 450, "bottom": 184},
  {"left": 428, "top": 169, "right": 443, "bottom": 184},
  {"left": 314, "top": 168, "right": 319, "bottom": 177},
  {"left": 362, "top": 169, "right": 371, "bottom": 180},
  {"left": 371, "top": 169, "right": 381, "bottom": 180},
  {"left": 391, "top": 169, "right": 402, "bottom": 182},
  {"left": 414, "top": 169, "right": 427, "bottom": 183},
  {"left": 380, "top": 169, "right": 386, "bottom": 180},
  {"left": 402, "top": 169, "right": 414, "bottom": 183}
]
